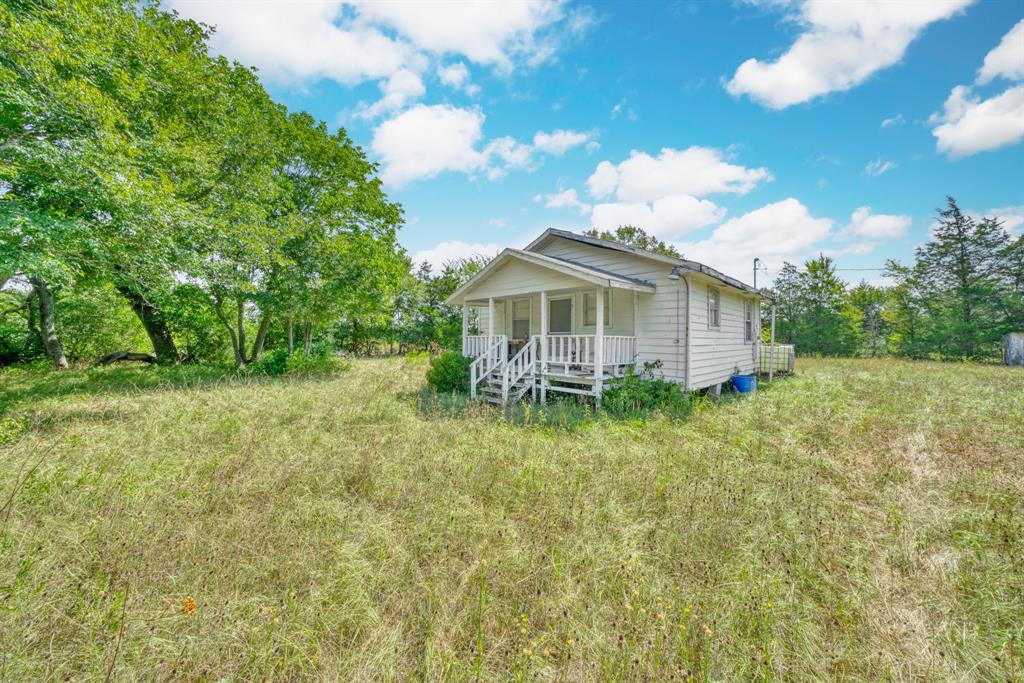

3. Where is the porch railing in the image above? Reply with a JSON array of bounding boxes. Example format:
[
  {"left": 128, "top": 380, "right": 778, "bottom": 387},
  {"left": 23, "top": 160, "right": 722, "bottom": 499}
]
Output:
[
  {"left": 464, "top": 334, "right": 503, "bottom": 358},
  {"left": 537, "top": 335, "right": 636, "bottom": 368},
  {"left": 602, "top": 336, "right": 636, "bottom": 366}
]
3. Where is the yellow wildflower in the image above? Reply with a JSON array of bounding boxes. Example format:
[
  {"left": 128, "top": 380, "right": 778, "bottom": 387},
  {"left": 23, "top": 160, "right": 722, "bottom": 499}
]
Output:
[{"left": 181, "top": 596, "right": 197, "bottom": 615}]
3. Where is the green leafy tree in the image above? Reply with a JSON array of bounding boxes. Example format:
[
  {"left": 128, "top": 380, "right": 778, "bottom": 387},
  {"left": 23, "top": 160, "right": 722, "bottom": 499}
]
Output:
[
  {"left": 583, "top": 225, "right": 681, "bottom": 258},
  {"left": 394, "top": 256, "right": 488, "bottom": 352},
  {"left": 883, "top": 260, "right": 932, "bottom": 359},
  {"left": 849, "top": 281, "right": 888, "bottom": 356},
  {"left": 997, "top": 233, "right": 1024, "bottom": 334},
  {"left": 794, "top": 255, "right": 862, "bottom": 356},
  {"left": 767, "top": 262, "right": 801, "bottom": 345}
]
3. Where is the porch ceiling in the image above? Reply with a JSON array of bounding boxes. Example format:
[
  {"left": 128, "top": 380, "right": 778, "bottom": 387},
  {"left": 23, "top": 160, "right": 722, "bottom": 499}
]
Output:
[{"left": 445, "top": 248, "right": 655, "bottom": 305}]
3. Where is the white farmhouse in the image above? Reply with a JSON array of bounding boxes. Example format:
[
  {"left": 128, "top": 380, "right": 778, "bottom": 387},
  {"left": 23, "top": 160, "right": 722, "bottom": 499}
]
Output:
[{"left": 446, "top": 228, "right": 781, "bottom": 405}]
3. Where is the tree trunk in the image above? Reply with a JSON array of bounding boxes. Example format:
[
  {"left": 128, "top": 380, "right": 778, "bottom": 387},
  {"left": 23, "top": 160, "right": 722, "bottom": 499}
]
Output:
[
  {"left": 29, "top": 276, "right": 69, "bottom": 370},
  {"left": 303, "top": 323, "right": 313, "bottom": 355},
  {"left": 213, "top": 292, "right": 240, "bottom": 364},
  {"left": 235, "top": 299, "right": 247, "bottom": 367},
  {"left": 287, "top": 314, "right": 294, "bottom": 355},
  {"left": 248, "top": 314, "right": 271, "bottom": 363},
  {"left": 116, "top": 284, "right": 179, "bottom": 363}
]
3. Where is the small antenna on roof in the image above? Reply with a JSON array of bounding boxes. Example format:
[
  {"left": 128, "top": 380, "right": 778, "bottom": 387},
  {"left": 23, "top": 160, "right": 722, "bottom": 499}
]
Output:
[{"left": 753, "top": 257, "right": 761, "bottom": 290}]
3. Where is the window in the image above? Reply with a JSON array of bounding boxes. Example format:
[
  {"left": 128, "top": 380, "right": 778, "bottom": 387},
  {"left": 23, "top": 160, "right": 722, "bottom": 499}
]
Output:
[
  {"left": 583, "top": 291, "right": 610, "bottom": 327},
  {"left": 744, "top": 300, "right": 754, "bottom": 342},
  {"left": 708, "top": 288, "right": 720, "bottom": 328},
  {"left": 549, "top": 298, "right": 572, "bottom": 334},
  {"left": 511, "top": 299, "right": 530, "bottom": 340}
]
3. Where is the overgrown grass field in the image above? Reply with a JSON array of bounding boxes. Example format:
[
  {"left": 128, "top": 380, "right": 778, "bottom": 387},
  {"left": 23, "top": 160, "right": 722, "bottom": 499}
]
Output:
[{"left": 1, "top": 357, "right": 1022, "bottom": 680}]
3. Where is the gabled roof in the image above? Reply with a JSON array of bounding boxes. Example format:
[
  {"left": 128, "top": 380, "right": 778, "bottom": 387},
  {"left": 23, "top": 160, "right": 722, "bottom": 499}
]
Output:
[
  {"left": 526, "top": 228, "right": 767, "bottom": 298},
  {"left": 444, "top": 248, "right": 656, "bottom": 305}
]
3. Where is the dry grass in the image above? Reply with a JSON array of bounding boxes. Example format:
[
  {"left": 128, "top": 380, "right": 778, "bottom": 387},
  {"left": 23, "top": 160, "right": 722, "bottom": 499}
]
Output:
[{"left": 1, "top": 357, "right": 1022, "bottom": 681}]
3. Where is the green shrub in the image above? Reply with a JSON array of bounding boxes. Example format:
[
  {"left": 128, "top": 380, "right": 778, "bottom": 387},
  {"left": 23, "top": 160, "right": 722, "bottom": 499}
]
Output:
[
  {"left": 249, "top": 348, "right": 290, "bottom": 376},
  {"left": 248, "top": 345, "right": 347, "bottom": 377},
  {"left": 426, "top": 350, "right": 470, "bottom": 393},
  {"left": 284, "top": 346, "right": 347, "bottom": 375},
  {"left": 603, "top": 361, "right": 694, "bottom": 418}
]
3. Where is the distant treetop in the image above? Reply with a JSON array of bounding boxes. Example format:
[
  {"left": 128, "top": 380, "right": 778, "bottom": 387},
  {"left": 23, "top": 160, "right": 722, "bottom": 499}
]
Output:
[{"left": 582, "top": 225, "right": 681, "bottom": 259}]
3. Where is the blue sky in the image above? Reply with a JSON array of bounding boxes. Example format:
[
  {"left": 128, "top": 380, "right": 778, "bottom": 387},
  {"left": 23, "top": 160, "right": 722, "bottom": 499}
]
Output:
[{"left": 168, "top": 0, "right": 1024, "bottom": 285}]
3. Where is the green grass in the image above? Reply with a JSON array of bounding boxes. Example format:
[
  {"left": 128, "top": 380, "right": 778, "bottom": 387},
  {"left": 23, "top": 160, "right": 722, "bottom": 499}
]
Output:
[{"left": 1, "top": 357, "right": 1022, "bottom": 681}]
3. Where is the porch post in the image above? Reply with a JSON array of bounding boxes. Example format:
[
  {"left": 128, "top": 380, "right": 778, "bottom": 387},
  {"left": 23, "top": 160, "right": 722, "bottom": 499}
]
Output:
[
  {"left": 540, "top": 290, "right": 549, "bottom": 404},
  {"left": 633, "top": 290, "right": 640, "bottom": 373},
  {"left": 487, "top": 297, "right": 495, "bottom": 366},
  {"left": 461, "top": 302, "right": 469, "bottom": 355},
  {"left": 487, "top": 297, "right": 495, "bottom": 340},
  {"left": 594, "top": 285, "right": 604, "bottom": 408}
]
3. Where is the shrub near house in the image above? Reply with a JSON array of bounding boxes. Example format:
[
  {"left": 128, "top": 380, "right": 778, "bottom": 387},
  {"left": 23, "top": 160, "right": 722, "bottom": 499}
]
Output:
[{"left": 426, "top": 350, "right": 471, "bottom": 393}]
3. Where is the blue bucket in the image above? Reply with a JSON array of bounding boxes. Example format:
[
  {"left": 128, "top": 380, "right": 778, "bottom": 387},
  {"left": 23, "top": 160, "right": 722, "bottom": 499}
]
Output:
[{"left": 732, "top": 374, "right": 756, "bottom": 393}]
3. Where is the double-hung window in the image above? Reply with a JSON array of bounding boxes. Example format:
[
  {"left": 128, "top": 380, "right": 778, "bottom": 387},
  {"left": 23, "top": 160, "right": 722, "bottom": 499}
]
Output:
[
  {"left": 744, "top": 300, "right": 754, "bottom": 342},
  {"left": 511, "top": 298, "right": 530, "bottom": 340},
  {"left": 583, "top": 291, "right": 609, "bottom": 327},
  {"left": 708, "top": 288, "right": 721, "bottom": 328}
]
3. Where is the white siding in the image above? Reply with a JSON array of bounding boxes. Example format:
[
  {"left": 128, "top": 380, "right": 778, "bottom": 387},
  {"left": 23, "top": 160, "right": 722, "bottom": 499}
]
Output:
[
  {"left": 534, "top": 236, "right": 760, "bottom": 389},
  {"left": 687, "top": 277, "right": 758, "bottom": 388},
  {"left": 535, "top": 238, "right": 687, "bottom": 383},
  {"left": 467, "top": 259, "right": 587, "bottom": 300},
  {"left": 475, "top": 302, "right": 506, "bottom": 336}
]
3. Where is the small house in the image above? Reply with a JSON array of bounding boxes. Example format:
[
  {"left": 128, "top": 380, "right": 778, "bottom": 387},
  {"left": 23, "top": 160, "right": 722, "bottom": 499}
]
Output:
[{"left": 445, "top": 228, "right": 778, "bottom": 405}]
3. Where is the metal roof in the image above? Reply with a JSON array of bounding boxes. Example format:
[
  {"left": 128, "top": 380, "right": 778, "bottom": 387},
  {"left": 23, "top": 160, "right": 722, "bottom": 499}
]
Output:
[{"left": 526, "top": 228, "right": 769, "bottom": 298}]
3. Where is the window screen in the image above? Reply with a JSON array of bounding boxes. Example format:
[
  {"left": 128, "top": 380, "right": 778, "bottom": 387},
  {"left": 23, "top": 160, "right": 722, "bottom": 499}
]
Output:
[
  {"left": 549, "top": 298, "right": 572, "bottom": 334},
  {"left": 583, "top": 291, "right": 610, "bottom": 326}
]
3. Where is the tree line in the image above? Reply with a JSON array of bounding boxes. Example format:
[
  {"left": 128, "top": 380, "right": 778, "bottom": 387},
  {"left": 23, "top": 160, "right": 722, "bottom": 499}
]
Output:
[
  {"left": 1, "top": 0, "right": 413, "bottom": 369},
  {"left": 2, "top": 3, "right": 1019, "bottom": 371},
  {"left": 769, "top": 198, "right": 1023, "bottom": 361}
]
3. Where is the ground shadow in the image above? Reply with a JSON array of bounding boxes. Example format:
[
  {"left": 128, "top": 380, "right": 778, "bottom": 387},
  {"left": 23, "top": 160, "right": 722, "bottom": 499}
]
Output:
[{"left": 0, "top": 363, "right": 345, "bottom": 421}]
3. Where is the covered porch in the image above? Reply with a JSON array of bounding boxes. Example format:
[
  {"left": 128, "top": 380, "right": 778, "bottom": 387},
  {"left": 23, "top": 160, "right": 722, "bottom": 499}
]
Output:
[{"left": 445, "top": 248, "right": 655, "bottom": 405}]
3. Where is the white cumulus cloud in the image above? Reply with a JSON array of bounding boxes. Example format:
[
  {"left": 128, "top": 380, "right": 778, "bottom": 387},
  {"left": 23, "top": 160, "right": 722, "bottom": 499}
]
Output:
[
  {"left": 585, "top": 146, "right": 771, "bottom": 202},
  {"left": 438, "top": 61, "right": 480, "bottom": 95},
  {"left": 166, "top": 1, "right": 414, "bottom": 86},
  {"left": 535, "top": 189, "right": 592, "bottom": 214},
  {"left": 971, "top": 205, "right": 1024, "bottom": 234},
  {"left": 532, "top": 129, "right": 594, "bottom": 156},
  {"left": 590, "top": 196, "right": 725, "bottom": 239},
  {"left": 726, "top": 0, "right": 972, "bottom": 109},
  {"left": 931, "top": 20, "right": 1024, "bottom": 157},
  {"left": 372, "top": 105, "right": 596, "bottom": 186},
  {"left": 354, "top": 68, "right": 426, "bottom": 119},
  {"left": 439, "top": 62, "right": 470, "bottom": 88},
  {"left": 931, "top": 85, "right": 1024, "bottom": 157},
  {"left": 410, "top": 239, "right": 505, "bottom": 270},
  {"left": 977, "top": 19, "right": 1024, "bottom": 84},
  {"left": 843, "top": 206, "right": 912, "bottom": 239},
  {"left": 372, "top": 105, "right": 487, "bottom": 187},
  {"left": 356, "top": 0, "right": 566, "bottom": 69},
  {"left": 675, "top": 198, "right": 833, "bottom": 280}
]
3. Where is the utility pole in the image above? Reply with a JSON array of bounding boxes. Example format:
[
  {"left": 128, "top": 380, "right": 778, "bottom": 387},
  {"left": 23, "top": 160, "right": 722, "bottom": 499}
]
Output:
[{"left": 753, "top": 257, "right": 761, "bottom": 290}]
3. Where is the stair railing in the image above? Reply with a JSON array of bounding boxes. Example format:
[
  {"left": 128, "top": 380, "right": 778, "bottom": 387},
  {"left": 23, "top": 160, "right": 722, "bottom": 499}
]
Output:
[
  {"left": 501, "top": 337, "right": 537, "bottom": 403},
  {"left": 469, "top": 335, "right": 507, "bottom": 398}
]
